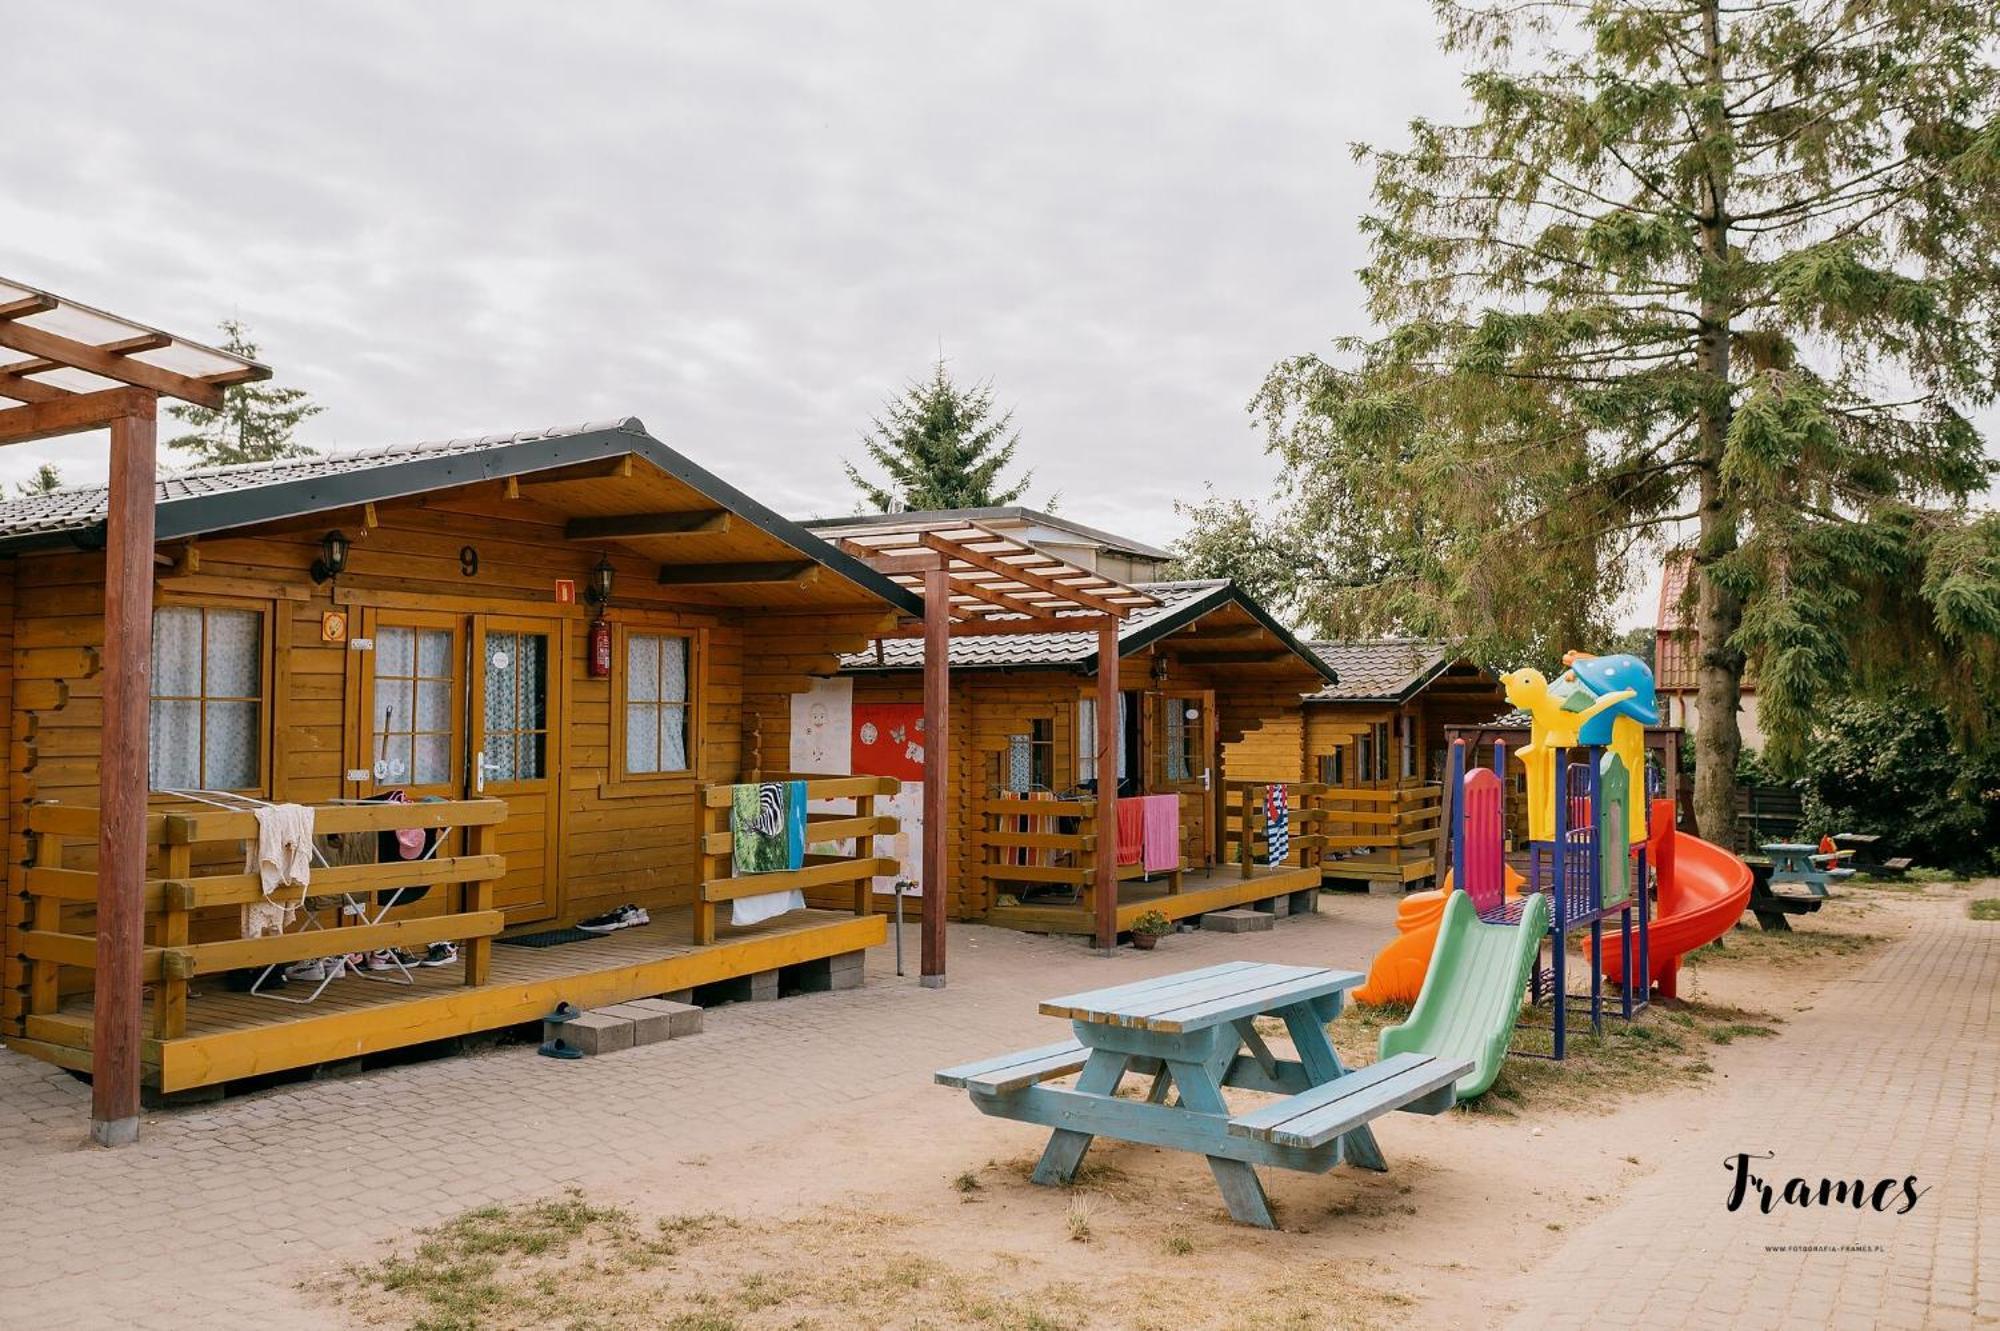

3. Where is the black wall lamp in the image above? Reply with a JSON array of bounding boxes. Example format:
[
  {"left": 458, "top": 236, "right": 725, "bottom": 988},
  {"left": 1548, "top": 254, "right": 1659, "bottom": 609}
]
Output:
[
  {"left": 585, "top": 554, "right": 616, "bottom": 609},
  {"left": 311, "top": 530, "right": 350, "bottom": 584}
]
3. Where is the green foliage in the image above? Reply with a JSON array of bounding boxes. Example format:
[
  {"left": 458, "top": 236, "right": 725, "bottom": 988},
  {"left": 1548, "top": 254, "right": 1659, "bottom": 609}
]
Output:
[
  {"left": 1130, "top": 909, "right": 1173, "bottom": 937},
  {"left": 165, "top": 319, "right": 320, "bottom": 468},
  {"left": 1166, "top": 489, "right": 1305, "bottom": 612},
  {"left": 14, "top": 463, "right": 61, "bottom": 497},
  {"left": 1795, "top": 692, "right": 2000, "bottom": 872},
  {"left": 1244, "top": 0, "right": 2000, "bottom": 838},
  {"left": 844, "top": 360, "right": 1037, "bottom": 512}
]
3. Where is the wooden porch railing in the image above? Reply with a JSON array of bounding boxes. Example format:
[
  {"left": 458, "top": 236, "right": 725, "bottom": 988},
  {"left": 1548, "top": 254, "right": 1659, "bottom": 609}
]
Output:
[
  {"left": 972, "top": 792, "right": 1188, "bottom": 914},
  {"left": 1317, "top": 780, "right": 1445, "bottom": 886},
  {"left": 22, "top": 797, "right": 509, "bottom": 1040},
  {"left": 1220, "top": 781, "right": 1329, "bottom": 877},
  {"left": 694, "top": 775, "right": 902, "bottom": 945}
]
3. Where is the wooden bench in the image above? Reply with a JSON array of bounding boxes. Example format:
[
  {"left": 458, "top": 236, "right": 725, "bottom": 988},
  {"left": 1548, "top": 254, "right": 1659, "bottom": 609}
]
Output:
[
  {"left": 1228, "top": 1052, "right": 1464, "bottom": 1149},
  {"left": 936, "top": 1040, "right": 1089, "bottom": 1096}
]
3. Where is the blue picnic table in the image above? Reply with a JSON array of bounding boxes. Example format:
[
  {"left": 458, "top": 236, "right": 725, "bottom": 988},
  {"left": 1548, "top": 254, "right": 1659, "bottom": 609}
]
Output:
[{"left": 936, "top": 961, "right": 1470, "bottom": 1227}]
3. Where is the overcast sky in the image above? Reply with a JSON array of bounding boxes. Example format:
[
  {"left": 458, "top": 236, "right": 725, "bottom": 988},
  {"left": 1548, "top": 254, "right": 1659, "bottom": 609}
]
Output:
[{"left": 5, "top": 6, "right": 1465, "bottom": 519}]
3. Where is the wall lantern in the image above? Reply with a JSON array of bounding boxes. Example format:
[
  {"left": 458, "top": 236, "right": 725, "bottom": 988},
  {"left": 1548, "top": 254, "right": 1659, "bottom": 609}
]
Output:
[
  {"left": 1151, "top": 652, "right": 1170, "bottom": 684},
  {"left": 310, "top": 530, "right": 350, "bottom": 584},
  {"left": 585, "top": 554, "right": 616, "bottom": 609}
]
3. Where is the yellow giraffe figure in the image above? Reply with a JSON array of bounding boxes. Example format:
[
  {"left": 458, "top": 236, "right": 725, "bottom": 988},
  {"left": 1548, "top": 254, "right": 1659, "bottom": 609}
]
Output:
[{"left": 1500, "top": 667, "right": 1635, "bottom": 842}]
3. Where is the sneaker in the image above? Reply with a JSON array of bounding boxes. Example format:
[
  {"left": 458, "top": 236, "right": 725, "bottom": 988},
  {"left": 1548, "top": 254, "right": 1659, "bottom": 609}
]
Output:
[
  {"left": 286, "top": 957, "right": 341, "bottom": 983},
  {"left": 577, "top": 904, "right": 647, "bottom": 934},
  {"left": 419, "top": 941, "right": 458, "bottom": 968},
  {"left": 390, "top": 947, "right": 425, "bottom": 968},
  {"left": 364, "top": 950, "right": 401, "bottom": 972}
]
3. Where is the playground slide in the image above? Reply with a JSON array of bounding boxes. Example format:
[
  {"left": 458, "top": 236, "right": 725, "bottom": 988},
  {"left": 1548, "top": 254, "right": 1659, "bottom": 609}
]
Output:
[
  {"left": 1351, "top": 865, "right": 1525, "bottom": 1006},
  {"left": 1596, "top": 825, "right": 1753, "bottom": 999},
  {"left": 1378, "top": 889, "right": 1550, "bottom": 1100}
]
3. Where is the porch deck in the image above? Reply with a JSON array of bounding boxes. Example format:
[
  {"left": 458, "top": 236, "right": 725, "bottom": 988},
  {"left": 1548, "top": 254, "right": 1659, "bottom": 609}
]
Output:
[
  {"left": 12, "top": 909, "right": 885, "bottom": 1094},
  {"left": 983, "top": 861, "right": 1323, "bottom": 936}
]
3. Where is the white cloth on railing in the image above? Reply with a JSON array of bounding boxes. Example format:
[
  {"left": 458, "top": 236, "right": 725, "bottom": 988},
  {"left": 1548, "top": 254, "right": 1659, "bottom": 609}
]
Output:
[{"left": 241, "top": 803, "right": 314, "bottom": 938}]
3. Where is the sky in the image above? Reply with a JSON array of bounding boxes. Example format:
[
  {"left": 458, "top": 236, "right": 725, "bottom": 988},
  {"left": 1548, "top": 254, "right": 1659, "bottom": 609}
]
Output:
[{"left": 3, "top": 5, "right": 1461, "bottom": 527}]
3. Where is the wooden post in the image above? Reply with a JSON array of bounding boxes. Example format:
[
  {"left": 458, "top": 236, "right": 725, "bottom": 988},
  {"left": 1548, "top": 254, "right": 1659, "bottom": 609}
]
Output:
[
  {"left": 1093, "top": 620, "right": 1118, "bottom": 951},
  {"left": 1239, "top": 784, "right": 1255, "bottom": 878},
  {"left": 853, "top": 788, "right": 875, "bottom": 918},
  {"left": 693, "top": 790, "right": 719, "bottom": 947},
  {"left": 92, "top": 402, "right": 157, "bottom": 1147},
  {"left": 462, "top": 820, "right": 495, "bottom": 986},
  {"left": 920, "top": 567, "right": 949, "bottom": 987},
  {"left": 153, "top": 839, "right": 192, "bottom": 1039}
]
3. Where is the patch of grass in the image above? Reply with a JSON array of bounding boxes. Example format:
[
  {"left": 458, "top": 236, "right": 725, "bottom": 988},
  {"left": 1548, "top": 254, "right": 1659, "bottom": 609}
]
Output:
[
  {"left": 1684, "top": 921, "right": 1885, "bottom": 969},
  {"left": 1969, "top": 898, "right": 2000, "bottom": 922},
  {"left": 1065, "top": 1196, "right": 1094, "bottom": 1243},
  {"left": 953, "top": 1169, "right": 983, "bottom": 1194},
  {"left": 1160, "top": 1229, "right": 1194, "bottom": 1256},
  {"left": 1708, "top": 1022, "right": 1779, "bottom": 1045}
]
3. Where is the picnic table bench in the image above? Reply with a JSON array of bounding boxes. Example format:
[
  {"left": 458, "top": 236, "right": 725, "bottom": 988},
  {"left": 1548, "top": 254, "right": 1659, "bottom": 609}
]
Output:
[
  {"left": 1749, "top": 841, "right": 1853, "bottom": 930},
  {"left": 1831, "top": 832, "right": 1914, "bottom": 878},
  {"left": 935, "top": 961, "right": 1469, "bottom": 1227}
]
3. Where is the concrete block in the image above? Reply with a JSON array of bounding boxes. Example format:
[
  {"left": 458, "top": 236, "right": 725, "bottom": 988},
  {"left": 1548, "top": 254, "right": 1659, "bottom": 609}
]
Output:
[
  {"left": 598, "top": 1002, "right": 675, "bottom": 1045},
  {"left": 1201, "top": 908, "right": 1274, "bottom": 934},
  {"left": 1288, "top": 889, "right": 1321, "bottom": 916},
  {"left": 561, "top": 1012, "right": 634, "bottom": 1056},
  {"left": 656, "top": 989, "right": 693, "bottom": 1005},
  {"left": 622, "top": 997, "right": 703, "bottom": 1038},
  {"left": 1256, "top": 894, "right": 1293, "bottom": 917},
  {"left": 748, "top": 969, "right": 780, "bottom": 1002},
  {"left": 1367, "top": 881, "right": 1405, "bottom": 897}
]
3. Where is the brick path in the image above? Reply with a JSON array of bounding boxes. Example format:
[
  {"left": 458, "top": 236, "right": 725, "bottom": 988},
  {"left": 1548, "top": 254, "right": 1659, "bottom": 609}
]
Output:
[
  {"left": 1, "top": 892, "right": 1991, "bottom": 1329},
  {"left": 1501, "top": 893, "right": 1998, "bottom": 1330}
]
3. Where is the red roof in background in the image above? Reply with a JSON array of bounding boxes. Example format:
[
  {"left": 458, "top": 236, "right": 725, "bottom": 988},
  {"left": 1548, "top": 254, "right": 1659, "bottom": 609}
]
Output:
[{"left": 1654, "top": 549, "right": 1754, "bottom": 694}]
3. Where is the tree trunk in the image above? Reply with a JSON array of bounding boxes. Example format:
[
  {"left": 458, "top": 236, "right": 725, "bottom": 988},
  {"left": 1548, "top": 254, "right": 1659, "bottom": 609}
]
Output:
[{"left": 1690, "top": 0, "right": 1746, "bottom": 848}]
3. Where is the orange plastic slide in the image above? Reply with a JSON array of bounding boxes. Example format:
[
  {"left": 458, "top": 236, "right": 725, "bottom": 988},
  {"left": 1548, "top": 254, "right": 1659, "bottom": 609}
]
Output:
[
  {"left": 1595, "top": 816, "right": 1753, "bottom": 999},
  {"left": 1351, "top": 866, "right": 1525, "bottom": 1005},
  {"left": 1354, "top": 800, "right": 1753, "bottom": 1005}
]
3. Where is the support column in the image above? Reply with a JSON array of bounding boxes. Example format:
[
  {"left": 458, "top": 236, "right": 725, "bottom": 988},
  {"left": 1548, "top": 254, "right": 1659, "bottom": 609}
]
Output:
[
  {"left": 1094, "top": 621, "right": 1118, "bottom": 952},
  {"left": 93, "top": 401, "right": 157, "bottom": 1146},
  {"left": 920, "top": 567, "right": 949, "bottom": 987}
]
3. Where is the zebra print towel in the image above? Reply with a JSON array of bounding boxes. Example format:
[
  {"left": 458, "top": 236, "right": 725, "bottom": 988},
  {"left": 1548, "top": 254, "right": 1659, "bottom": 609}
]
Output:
[{"left": 730, "top": 781, "right": 809, "bottom": 926}]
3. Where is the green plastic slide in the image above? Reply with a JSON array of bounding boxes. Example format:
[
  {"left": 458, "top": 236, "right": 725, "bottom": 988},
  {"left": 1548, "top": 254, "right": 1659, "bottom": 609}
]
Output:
[{"left": 1378, "top": 889, "right": 1549, "bottom": 1101}]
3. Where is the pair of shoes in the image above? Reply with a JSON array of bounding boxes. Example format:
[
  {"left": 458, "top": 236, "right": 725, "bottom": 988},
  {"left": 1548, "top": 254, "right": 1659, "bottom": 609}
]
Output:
[
  {"left": 285, "top": 956, "right": 345, "bottom": 983},
  {"left": 419, "top": 941, "right": 457, "bottom": 968},
  {"left": 364, "top": 949, "right": 406, "bottom": 972},
  {"left": 576, "top": 904, "right": 650, "bottom": 934}
]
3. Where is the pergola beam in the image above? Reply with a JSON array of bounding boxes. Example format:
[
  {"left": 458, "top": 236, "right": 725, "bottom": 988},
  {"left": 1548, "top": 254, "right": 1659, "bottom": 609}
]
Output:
[
  {"left": 0, "top": 294, "right": 56, "bottom": 321},
  {"left": 565, "top": 510, "right": 731, "bottom": 540},
  {"left": 878, "top": 612, "right": 1117, "bottom": 639},
  {"left": 0, "top": 321, "right": 227, "bottom": 410},
  {"left": 0, "top": 387, "right": 158, "bottom": 446},
  {"left": 948, "top": 575, "right": 1060, "bottom": 620},
  {"left": 917, "top": 532, "right": 1132, "bottom": 617}
]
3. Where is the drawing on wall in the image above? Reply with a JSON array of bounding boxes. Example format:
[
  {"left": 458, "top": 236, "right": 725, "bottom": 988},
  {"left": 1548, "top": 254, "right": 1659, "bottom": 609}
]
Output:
[
  {"left": 852, "top": 702, "right": 925, "bottom": 894},
  {"left": 789, "top": 677, "right": 853, "bottom": 775},
  {"left": 874, "top": 783, "right": 923, "bottom": 896}
]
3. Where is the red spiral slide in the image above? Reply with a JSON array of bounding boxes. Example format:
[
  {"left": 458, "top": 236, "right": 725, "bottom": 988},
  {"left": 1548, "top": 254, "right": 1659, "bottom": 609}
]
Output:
[{"left": 1596, "top": 798, "right": 1753, "bottom": 999}]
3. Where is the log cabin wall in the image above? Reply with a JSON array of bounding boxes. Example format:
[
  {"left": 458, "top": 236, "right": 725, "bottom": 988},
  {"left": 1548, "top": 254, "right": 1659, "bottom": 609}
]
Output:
[
  {"left": 0, "top": 484, "right": 888, "bottom": 1027},
  {"left": 849, "top": 647, "right": 1306, "bottom": 921}
]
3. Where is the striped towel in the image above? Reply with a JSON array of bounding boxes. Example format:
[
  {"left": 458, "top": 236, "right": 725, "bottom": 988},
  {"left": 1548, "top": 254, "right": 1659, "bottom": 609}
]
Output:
[{"left": 1266, "top": 785, "right": 1290, "bottom": 867}]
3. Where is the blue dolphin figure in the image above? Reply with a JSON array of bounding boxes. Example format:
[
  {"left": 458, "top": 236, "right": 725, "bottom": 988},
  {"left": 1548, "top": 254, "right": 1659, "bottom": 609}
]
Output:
[{"left": 1570, "top": 653, "right": 1659, "bottom": 745}]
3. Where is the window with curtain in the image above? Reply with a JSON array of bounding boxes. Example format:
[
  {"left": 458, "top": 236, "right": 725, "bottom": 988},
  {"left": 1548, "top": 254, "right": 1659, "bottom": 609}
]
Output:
[
  {"left": 623, "top": 631, "right": 693, "bottom": 775},
  {"left": 1076, "top": 694, "right": 1130, "bottom": 785},
  {"left": 371, "top": 626, "right": 455, "bottom": 785},
  {"left": 483, "top": 630, "right": 549, "bottom": 781},
  {"left": 149, "top": 605, "right": 263, "bottom": 790},
  {"left": 1005, "top": 719, "right": 1055, "bottom": 792}
]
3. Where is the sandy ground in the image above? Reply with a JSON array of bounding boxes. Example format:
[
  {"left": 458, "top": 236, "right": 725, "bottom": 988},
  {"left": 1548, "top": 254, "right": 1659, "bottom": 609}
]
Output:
[{"left": 310, "top": 878, "right": 1951, "bottom": 1330}]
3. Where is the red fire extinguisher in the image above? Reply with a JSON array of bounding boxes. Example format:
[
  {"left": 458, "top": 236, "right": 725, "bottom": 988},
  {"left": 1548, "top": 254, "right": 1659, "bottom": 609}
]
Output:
[{"left": 588, "top": 617, "right": 612, "bottom": 678}]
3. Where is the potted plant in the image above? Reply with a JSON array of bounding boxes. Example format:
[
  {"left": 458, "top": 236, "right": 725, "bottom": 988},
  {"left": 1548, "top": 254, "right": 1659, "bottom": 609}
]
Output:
[{"left": 1130, "top": 909, "right": 1173, "bottom": 951}]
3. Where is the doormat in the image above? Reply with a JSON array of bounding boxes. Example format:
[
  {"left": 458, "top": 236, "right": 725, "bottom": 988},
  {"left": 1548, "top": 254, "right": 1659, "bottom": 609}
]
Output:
[{"left": 496, "top": 928, "right": 604, "bottom": 949}]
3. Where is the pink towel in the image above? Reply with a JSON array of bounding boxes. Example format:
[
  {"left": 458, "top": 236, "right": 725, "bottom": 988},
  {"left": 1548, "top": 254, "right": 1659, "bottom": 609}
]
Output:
[
  {"left": 1115, "top": 799, "right": 1144, "bottom": 867},
  {"left": 1142, "top": 794, "right": 1180, "bottom": 873}
]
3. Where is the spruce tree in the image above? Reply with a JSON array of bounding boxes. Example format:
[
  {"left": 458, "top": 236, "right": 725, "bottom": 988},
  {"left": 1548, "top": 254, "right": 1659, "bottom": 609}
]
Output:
[
  {"left": 166, "top": 319, "right": 321, "bottom": 468},
  {"left": 845, "top": 360, "right": 1036, "bottom": 512},
  {"left": 1253, "top": 0, "right": 2000, "bottom": 842}
]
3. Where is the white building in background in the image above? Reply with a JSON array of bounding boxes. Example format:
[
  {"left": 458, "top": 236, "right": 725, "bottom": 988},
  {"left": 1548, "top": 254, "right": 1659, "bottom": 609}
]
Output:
[{"left": 1654, "top": 551, "right": 1765, "bottom": 751}]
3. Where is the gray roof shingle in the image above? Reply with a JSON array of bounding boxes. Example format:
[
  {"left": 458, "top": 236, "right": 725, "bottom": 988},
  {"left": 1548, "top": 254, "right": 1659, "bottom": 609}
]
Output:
[{"left": 1303, "top": 639, "right": 1452, "bottom": 702}]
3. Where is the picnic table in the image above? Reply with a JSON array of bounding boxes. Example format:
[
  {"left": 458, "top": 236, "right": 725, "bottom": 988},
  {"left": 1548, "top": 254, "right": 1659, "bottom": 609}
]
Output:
[
  {"left": 935, "top": 961, "right": 1469, "bottom": 1227},
  {"left": 1749, "top": 841, "right": 1853, "bottom": 931}
]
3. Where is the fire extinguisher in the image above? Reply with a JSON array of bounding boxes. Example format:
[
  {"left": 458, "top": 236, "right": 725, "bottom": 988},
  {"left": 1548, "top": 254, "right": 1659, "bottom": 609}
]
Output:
[{"left": 588, "top": 617, "right": 612, "bottom": 678}]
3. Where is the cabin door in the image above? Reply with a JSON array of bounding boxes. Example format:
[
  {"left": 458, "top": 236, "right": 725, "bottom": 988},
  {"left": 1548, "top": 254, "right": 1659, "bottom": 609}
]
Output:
[
  {"left": 467, "top": 613, "right": 566, "bottom": 924},
  {"left": 1156, "top": 689, "right": 1217, "bottom": 869}
]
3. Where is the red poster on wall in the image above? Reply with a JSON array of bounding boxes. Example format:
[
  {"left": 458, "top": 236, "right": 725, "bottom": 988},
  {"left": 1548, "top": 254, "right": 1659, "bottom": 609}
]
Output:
[{"left": 852, "top": 703, "right": 926, "bottom": 781}]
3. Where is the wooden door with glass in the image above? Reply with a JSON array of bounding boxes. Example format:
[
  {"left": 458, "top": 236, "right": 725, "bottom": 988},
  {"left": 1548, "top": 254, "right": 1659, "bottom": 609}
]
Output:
[
  {"left": 356, "top": 609, "right": 564, "bottom": 925},
  {"left": 1156, "top": 688, "right": 1217, "bottom": 868}
]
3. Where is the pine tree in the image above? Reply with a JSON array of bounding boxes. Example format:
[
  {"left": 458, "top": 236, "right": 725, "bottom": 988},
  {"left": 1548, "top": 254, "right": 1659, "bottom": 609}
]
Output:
[
  {"left": 1253, "top": 0, "right": 2000, "bottom": 843},
  {"left": 14, "top": 463, "right": 62, "bottom": 497},
  {"left": 844, "top": 360, "right": 1036, "bottom": 512},
  {"left": 165, "top": 319, "right": 321, "bottom": 468}
]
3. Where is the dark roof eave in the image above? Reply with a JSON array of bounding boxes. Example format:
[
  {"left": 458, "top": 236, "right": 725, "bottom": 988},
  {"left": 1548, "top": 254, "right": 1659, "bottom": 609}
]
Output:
[{"left": 0, "top": 423, "right": 923, "bottom": 619}]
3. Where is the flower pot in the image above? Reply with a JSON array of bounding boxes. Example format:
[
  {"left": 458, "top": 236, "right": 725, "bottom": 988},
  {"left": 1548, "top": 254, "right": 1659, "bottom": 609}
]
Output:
[{"left": 1132, "top": 932, "right": 1159, "bottom": 951}]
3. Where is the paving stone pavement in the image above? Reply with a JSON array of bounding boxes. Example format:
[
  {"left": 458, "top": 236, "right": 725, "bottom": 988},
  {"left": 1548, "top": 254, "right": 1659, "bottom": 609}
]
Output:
[
  {"left": 1501, "top": 894, "right": 1999, "bottom": 1331},
  {"left": 2, "top": 892, "right": 1991, "bottom": 1330},
  {"left": 0, "top": 906, "right": 1397, "bottom": 1330}
]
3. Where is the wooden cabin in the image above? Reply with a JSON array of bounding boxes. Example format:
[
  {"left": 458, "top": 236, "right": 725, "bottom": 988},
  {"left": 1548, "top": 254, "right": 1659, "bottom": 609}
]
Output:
[
  {"left": 1222, "top": 639, "right": 1506, "bottom": 893},
  {"left": 830, "top": 577, "right": 1339, "bottom": 935},
  {"left": 0, "top": 420, "right": 920, "bottom": 1094}
]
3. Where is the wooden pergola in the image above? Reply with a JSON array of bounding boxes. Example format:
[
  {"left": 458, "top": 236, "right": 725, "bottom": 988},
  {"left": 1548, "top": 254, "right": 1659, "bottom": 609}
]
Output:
[
  {"left": 0, "top": 277, "right": 269, "bottom": 1146},
  {"left": 837, "top": 521, "right": 1161, "bottom": 978}
]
